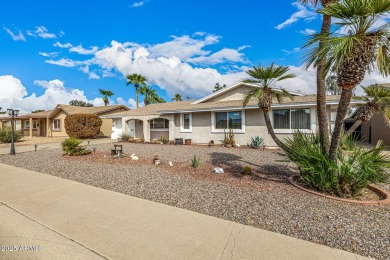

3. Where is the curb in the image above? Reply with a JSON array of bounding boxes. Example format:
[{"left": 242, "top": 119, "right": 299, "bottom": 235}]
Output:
[{"left": 287, "top": 176, "right": 390, "bottom": 205}]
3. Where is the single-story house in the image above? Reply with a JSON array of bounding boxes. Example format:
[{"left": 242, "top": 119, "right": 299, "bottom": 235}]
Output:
[
  {"left": 16, "top": 104, "right": 130, "bottom": 138},
  {"left": 0, "top": 116, "right": 22, "bottom": 130},
  {"left": 103, "top": 82, "right": 363, "bottom": 146},
  {"left": 353, "top": 112, "right": 390, "bottom": 146}
]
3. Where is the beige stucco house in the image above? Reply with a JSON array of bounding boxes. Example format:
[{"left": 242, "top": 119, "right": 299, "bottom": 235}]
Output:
[
  {"left": 18, "top": 104, "right": 130, "bottom": 138},
  {"left": 104, "top": 82, "right": 363, "bottom": 147},
  {"left": 360, "top": 112, "right": 390, "bottom": 146}
]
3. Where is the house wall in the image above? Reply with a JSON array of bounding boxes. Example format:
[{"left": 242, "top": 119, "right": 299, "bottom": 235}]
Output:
[
  {"left": 172, "top": 109, "right": 291, "bottom": 146},
  {"left": 361, "top": 112, "right": 390, "bottom": 146},
  {"left": 50, "top": 111, "right": 68, "bottom": 137},
  {"left": 207, "top": 85, "right": 255, "bottom": 102},
  {"left": 100, "top": 119, "right": 112, "bottom": 137}
]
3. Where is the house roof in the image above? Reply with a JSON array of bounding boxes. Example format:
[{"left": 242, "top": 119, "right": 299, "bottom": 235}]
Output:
[
  {"left": 104, "top": 95, "right": 360, "bottom": 118},
  {"left": 192, "top": 82, "right": 307, "bottom": 104},
  {"left": 47, "top": 104, "right": 130, "bottom": 118},
  {"left": 21, "top": 110, "right": 53, "bottom": 119}
]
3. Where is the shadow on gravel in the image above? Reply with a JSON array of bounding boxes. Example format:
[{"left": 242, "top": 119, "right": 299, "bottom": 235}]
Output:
[{"left": 209, "top": 152, "right": 291, "bottom": 183}]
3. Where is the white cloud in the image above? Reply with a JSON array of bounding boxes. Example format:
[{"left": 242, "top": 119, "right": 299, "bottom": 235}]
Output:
[
  {"left": 53, "top": 42, "right": 73, "bottom": 48},
  {"left": 282, "top": 47, "right": 301, "bottom": 55},
  {"left": 70, "top": 44, "right": 99, "bottom": 55},
  {"left": 130, "top": 1, "right": 146, "bottom": 8},
  {"left": 88, "top": 72, "right": 100, "bottom": 79},
  {"left": 38, "top": 51, "right": 58, "bottom": 58},
  {"left": 300, "top": 28, "right": 316, "bottom": 35},
  {"left": 0, "top": 76, "right": 103, "bottom": 112},
  {"left": 45, "top": 58, "right": 79, "bottom": 67},
  {"left": 126, "top": 98, "right": 144, "bottom": 109},
  {"left": 27, "top": 26, "right": 56, "bottom": 39},
  {"left": 275, "top": 2, "right": 316, "bottom": 30},
  {"left": 188, "top": 48, "right": 246, "bottom": 65},
  {"left": 3, "top": 27, "right": 26, "bottom": 41}
]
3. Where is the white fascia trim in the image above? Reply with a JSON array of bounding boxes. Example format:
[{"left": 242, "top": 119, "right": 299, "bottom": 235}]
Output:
[
  {"left": 211, "top": 110, "right": 246, "bottom": 134},
  {"left": 179, "top": 113, "right": 192, "bottom": 133}
]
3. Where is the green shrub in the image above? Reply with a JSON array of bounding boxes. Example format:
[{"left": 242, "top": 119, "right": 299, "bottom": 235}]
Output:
[
  {"left": 242, "top": 166, "right": 253, "bottom": 175},
  {"left": 284, "top": 131, "right": 390, "bottom": 197},
  {"left": 64, "top": 113, "right": 102, "bottom": 139},
  {"left": 0, "top": 126, "right": 22, "bottom": 143},
  {"left": 118, "top": 133, "right": 130, "bottom": 142},
  {"left": 191, "top": 155, "right": 200, "bottom": 169},
  {"left": 161, "top": 136, "right": 168, "bottom": 144},
  {"left": 62, "top": 137, "right": 88, "bottom": 156},
  {"left": 248, "top": 136, "right": 264, "bottom": 149}
]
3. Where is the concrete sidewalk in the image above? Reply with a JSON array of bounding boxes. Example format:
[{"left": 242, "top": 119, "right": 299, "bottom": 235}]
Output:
[
  {"left": 0, "top": 164, "right": 369, "bottom": 260},
  {"left": 0, "top": 138, "right": 115, "bottom": 155}
]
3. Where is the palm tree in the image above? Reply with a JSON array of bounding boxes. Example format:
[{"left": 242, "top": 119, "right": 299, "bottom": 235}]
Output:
[
  {"left": 303, "top": 0, "right": 390, "bottom": 160},
  {"left": 346, "top": 84, "right": 390, "bottom": 136},
  {"left": 300, "top": 0, "right": 338, "bottom": 153},
  {"left": 126, "top": 73, "right": 147, "bottom": 108},
  {"left": 172, "top": 94, "right": 183, "bottom": 102},
  {"left": 139, "top": 85, "right": 165, "bottom": 105},
  {"left": 242, "top": 63, "right": 295, "bottom": 151},
  {"left": 99, "top": 89, "right": 114, "bottom": 106}
]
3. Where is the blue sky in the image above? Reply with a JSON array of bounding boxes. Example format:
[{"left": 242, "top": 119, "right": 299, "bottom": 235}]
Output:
[{"left": 0, "top": 0, "right": 388, "bottom": 112}]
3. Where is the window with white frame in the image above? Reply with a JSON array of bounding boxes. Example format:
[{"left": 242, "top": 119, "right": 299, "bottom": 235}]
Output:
[
  {"left": 180, "top": 113, "right": 192, "bottom": 132},
  {"left": 24, "top": 121, "right": 30, "bottom": 129},
  {"left": 53, "top": 119, "right": 61, "bottom": 131},
  {"left": 215, "top": 111, "right": 243, "bottom": 130},
  {"left": 273, "top": 108, "right": 311, "bottom": 130},
  {"left": 150, "top": 118, "right": 169, "bottom": 130},
  {"left": 32, "top": 120, "right": 38, "bottom": 129}
]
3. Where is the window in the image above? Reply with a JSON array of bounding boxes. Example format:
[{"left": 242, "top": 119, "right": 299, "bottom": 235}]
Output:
[
  {"left": 53, "top": 119, "right": 61, "bottom": 130},
  {"left": 32, "top": 120, "right": 37, "bottom": 129},
  {"left": 215, "top": 111, "right": 242, "bottom": 130},
  {"left": 273, "top": 108, "right": 311, "bottom": 130},
  {"left": 25, "top": 121, "right": 30, "bottom": 129},
  {"left": 180, "top": 113, "right": 192, "bottom": 132},
  {"left": 150, "top": 118, "right": 169, "bottom": 130}
]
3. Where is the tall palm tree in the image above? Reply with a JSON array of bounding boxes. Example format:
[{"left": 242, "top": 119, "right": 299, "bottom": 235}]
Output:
[
  {"left": 99, "top": 89, "right": 114, "bottom": 106},
  {"left": 303, "top": 0, "right": 390, "bottom": 160},
  {"left": 172, "top": 94, "right": 183, "bottom": 102},
  {"left": 242, "top": 63, "right": 295, "bottom": 151},
  {"left": 126, "top": 73, "right": 147, "bottom": 108},
  {"left": 139, "top": 85, "right": 165, "bottom": 105},
  {"left": 346, "top": 84, "right": 390, "bottom": 136},
  {"left": 300, "top": 0, "right": 338, "bottom": 153}
]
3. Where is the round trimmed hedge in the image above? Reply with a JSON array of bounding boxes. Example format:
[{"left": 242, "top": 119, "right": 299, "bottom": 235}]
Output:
[{"left": 64, "top": 113, "right": 102, "bottom": 139}]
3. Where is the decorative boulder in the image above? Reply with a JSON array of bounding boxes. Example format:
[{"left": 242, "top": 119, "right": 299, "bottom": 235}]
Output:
[{"left": 213, "top": 167, "right": 224, "bottom": 174}]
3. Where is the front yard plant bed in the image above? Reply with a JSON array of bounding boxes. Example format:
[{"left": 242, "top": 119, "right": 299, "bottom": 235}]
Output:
[{"left": 1, "top": 143, "right": 389, "bottom": 259}]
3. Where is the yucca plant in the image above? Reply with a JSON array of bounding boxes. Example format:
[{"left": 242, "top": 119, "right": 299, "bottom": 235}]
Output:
[
  {"left": 284, "top": 131, "right": 390, "bottom": 197},
  {"left": 191, "top": 155, "right": 200, "bottom": 169}
]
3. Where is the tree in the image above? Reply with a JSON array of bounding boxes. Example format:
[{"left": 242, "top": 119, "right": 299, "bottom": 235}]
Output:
[
  {"left": 346, "top": 84, "right": 390, "bottom": 136},
  {"left": 304, "top": 0, "right": 390, "bottom": 160},
  {"left": 213, "top": 83, "right": 227, "bottom": 93},
  {"left": 300, "top": 0, "right": 338, "bottom": 153},
  {"left": 139, "top": 85, "right": 165, "bottom": 105},
  {"left": 126, "top": 73, "right": 146, "bottom": 108},
  {"left": 69, "top": 100, "right": 93, "bottom": 107},
  {"left": 172, "top": 94, "right": 183, "bottom": 102},
  {"left": 31, "top": 109, "right": 45, "bottom": 113},
  {"left": 0, "top": 107, "right": 5, "bottom": 114},
  {"left": 99, "top": 89, "right": 114, "bottom": 106},
  {"left": 242, "top": 63, "right": 295, "bottom": 151}
]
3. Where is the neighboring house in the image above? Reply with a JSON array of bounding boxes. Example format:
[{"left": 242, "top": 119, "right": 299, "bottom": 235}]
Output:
[
  {"left": 19, "top": 104, "right": 130, "bottom": 138},
  {"left": 104, "top": 82, "right": 363, "bottom": 146},
  {"left": 361, "top": 112, "right": 390, "bottom": 146}
]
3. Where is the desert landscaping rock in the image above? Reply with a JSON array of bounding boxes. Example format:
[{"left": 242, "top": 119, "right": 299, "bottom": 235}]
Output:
[{"left": 0, "top": 143, "right": 389, "bottom": 259}]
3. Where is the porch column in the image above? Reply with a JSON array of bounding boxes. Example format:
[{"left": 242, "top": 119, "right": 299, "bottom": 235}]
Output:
[
  {"left": 46, "top": 118, "right": 50, "bottom": 137},
  {"left": 142, "top": 119, "right": 150, "bottom": 142},
  {"left": 29, "top": 118, "right": 33, "bottom": 138},
  {"left": 168, "top": 116, "right": 175, "bottom": 141}
]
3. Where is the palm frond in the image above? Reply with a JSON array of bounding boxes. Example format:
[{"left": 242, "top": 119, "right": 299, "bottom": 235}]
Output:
[{"left": 243, "top": 88, "right": 263, "bottom": 107}]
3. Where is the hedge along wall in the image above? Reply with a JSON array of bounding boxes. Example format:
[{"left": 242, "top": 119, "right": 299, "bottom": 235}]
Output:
[{"left": 64, "top": 113, "right": 102, "bottom": 139}]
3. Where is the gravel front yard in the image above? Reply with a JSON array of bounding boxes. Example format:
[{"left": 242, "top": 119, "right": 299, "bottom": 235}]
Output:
[{"left": 1, "top": 143, "right": 389, "bottom": 259}]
